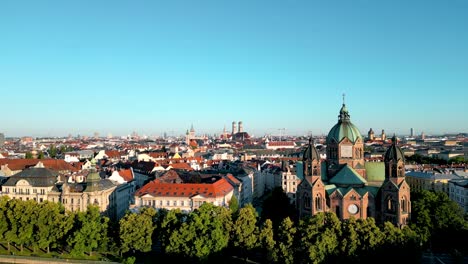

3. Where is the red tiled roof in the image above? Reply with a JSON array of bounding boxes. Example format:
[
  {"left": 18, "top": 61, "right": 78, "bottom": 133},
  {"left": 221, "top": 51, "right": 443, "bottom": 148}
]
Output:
[
  {"left": 267, "top": 141, "right": 295, "bottom": 146},
  {"left": 118, "top": 169, "right": 134, "bottom": 182},
  {"left": 226, "top": 173, "right": 241, "bottom": 185},
  {"left": 170, "top": 163, "right": 193, "bottom": 171},
  {"left": 149, "top": 152, "right": 168, "bottom": 159},
  {"left": 159, "top": 170, "right": 182, "bottom": 183},
  {"left": 136, "top": 178, "right": 233, "bottom": 198},
  {"left": 105, "top": 150, "right": 124, "bottom": 158},
  {"left": 0, "top": 159, "right": 79, "bottom": 172}
]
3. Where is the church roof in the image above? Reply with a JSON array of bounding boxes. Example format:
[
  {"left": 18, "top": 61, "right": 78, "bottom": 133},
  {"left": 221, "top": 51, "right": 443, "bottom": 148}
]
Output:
[
  {"left": 327, "top": 103, "right": 362, "bottom": 144},
  {"left": 365, "top": 162, "right": 385, "bottom": 182},
  {"left": 384, "top": 136, "right": 405, "bottom": 162},
  {"left": 303, "top": 138, "right": 320, "bottom": 161},
  {"left": 325, "top": 185, "right": 380, "bottom": 197},
  {"left": 329, "top": 164, "right": 367, "bottom": 186}
]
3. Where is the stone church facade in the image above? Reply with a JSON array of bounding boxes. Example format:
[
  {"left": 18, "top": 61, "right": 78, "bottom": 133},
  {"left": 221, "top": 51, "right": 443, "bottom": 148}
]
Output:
[{"left": 297, "top": 102, "right": 410, "bottom": 226}]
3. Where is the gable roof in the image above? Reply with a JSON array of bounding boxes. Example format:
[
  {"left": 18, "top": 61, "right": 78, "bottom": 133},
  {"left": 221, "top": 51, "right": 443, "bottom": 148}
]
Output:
[
  {"left": 135, "top": 177, "right": 233, "bottom": 198},
  {"left": 118, "top": 169, "right": 134, "bottom": 182},
  {"left": 329, "top": 164, "right": 367, "bottom": 186},
  {"left": 0, "top": 159, "right": 78, "bottom": 172},
  {"left": 365, "top": 162, "right": 385, "bottom": 182}
]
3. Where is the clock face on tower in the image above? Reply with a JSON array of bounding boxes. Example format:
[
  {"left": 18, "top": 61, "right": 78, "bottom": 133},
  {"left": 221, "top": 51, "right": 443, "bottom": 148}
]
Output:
[
  {"left": 341, "top": 145, "right": 353, "bottom": 158},
  {"left": 348, "top": 204, "right": 359, "bottom": 215}
]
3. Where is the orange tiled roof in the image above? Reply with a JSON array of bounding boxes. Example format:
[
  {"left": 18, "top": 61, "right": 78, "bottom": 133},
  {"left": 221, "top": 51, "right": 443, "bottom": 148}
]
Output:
[
  {"left": 0, "top": 159, "right": 79, "bottom": 172},
  {"left": 149, "top": 152, "right": 168, "bottom": 158},
  {"left": 170, "top": 163, "right": 193, "bottom": 171},
  {"left": 226, "top": 173, "right": 241, "bottom": 185},
  {"left": 105, "top": 150, "right": 124, "bottom": 158},
  {"left": 267, "top": 141, "right": 295, "bottom": 146},
  {"left": 136, "top": 177, "right": 233, "bottom": 198},
  {"left": 118, "top": 169, "right": 134, "bottom": 182}
]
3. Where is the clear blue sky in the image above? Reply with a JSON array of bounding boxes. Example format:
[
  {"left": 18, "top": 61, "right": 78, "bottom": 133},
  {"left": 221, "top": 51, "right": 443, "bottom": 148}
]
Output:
[{"left": 1, "top": 0, "right": 467, "bottom": 138}]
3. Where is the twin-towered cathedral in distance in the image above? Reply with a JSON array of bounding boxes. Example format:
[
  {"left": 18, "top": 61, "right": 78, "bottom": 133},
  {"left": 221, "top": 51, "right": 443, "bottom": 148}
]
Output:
[{"left": 297, "top": 100, "right": 411, "bottom": 226}]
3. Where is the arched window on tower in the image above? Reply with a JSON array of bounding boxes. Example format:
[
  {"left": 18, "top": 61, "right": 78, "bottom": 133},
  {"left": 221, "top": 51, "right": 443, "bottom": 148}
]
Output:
[
  {"left": 398, "top": 166, "right": 403, "bottom": 177},
  {"left": 401, "top": 196, "right": 408, "bottom": 213},
  {"left": 304, "top": 193, "right": 311, "bottom": 209},
  {"left": 386, "top": 196, "right": 394, "bottom": 212},
  {"left": 315, "top": 194, "right": 322, "bottom": 211}
]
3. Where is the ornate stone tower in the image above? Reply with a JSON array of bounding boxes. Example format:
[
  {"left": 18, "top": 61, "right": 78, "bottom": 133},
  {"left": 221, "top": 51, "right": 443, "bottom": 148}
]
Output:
[
  {"left": 238, "top": 121, "right": 243, "bottom": 133},
  {"left": 232, "top": 121, "right": 237, "bottom": 135},
  {"left": 326, "top": 97, "right": 366, "bottom": 178},
  {"left": 381, "top": 136, "right": 411, "bottom": 226},
  {"left": 297, "top": 138, "right": 325, "bottom": 218},
  {"left": 368, "top": 128, "right": 375, "bottom": 141},
  {"left": 381, "top": 129, "right": 386, "bottom": 141}
]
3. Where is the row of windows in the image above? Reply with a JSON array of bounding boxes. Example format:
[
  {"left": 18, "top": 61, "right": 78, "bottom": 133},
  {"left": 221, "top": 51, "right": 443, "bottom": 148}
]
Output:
[
  {"left": 142, "top": 199, "right": 224, "bottom": 208},
  {"left": 143, "top": 199, "right": 189, "bottom": 207},
  {"left": 3, "top": 188, "right": 46, "bottom": 195},
  {"left": 11, "top": 197, "right": 43, "bottom": 202}
]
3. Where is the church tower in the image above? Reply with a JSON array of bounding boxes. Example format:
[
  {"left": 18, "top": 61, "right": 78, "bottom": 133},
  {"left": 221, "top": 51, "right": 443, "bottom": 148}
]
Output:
[
  {"left": 297, "top": 138, "right": 325, "bottom": 218},
  {"left": 326, "top": 96, "right": 366, "bottom": 178},
  {"left": 368, "top": 128, "right": 375, "bottom": 141},
  {"left": 380, "top": 136, "right": 411, "bottom": 226}
]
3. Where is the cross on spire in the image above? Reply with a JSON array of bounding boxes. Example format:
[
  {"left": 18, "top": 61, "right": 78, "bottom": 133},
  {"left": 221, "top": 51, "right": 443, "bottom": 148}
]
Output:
[{"left": 342, "top": 93, "right": 346, "bottom": 105}]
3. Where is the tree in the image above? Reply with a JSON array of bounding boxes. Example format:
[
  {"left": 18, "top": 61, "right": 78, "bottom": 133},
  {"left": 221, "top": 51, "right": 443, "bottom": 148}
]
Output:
[
  {"left": 35, "top": 202, "right": 73, "bottom": 254},
  {"left": 67, "top": 205, "right": 109, "bottom": 256},
  {"left": 296, "top": 213, "right": 341, "bottom": 264},
  {"left": 275, "top": 217, "right": 296, "bottom": 264},
  {"left": 229, "top": 195, "right": 239, "bottom": 215},
  {"left": 232, "top": 204, "right": 258, "bottom": 259},
  {"left": 37, "top": 151, "right": 45, "bottom": 159},
  {"left": 354, "top": 218, "right": 384, "bottom": 254},
  {"left": 25, "top": 152, "right": 33, "bottom": 159},
  {"left": 338, "top": 217, "right": 359, "bottom": 260},
  {"left": 4, "top": 199, "right": 37, "bottom": 252},
  {"left": 261, "top": 187, "right": 296, "bottom": 227},
  {"left": 119, "top": 207, "right": 156, "bottom": 255},
  {"left": 257, "top": 219, "right": 276, "bottom": 262},
  {"left": 0, "top": 197, "right": 10, "bottom": 251},
  {"left": 155, "top": 209, "right": 184, "bottom": 248},
  {"left": 166, "top": 203, "right": 232, "bottom": 261},
  {"left": 49, "top": 145, "right": 58, "bottom": 158},
  {"left": 411, "top": 190, "right": 468, "bottom": 252}
]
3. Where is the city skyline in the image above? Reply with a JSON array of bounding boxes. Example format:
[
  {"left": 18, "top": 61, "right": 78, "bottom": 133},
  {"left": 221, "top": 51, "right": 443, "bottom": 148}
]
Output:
[{"left": 1, "top": 1, "right": 467, "bottom": 137}]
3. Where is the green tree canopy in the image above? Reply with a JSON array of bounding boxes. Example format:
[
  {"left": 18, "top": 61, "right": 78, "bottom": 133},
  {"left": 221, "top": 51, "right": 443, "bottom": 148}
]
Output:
[
  {"left": 411, "top": 190, "right": 468, "bottom": 252},
  {"left": 166, "top": 203, "right": 232, "bottom": 261},
  {"left": 35, "top": 201, "right": 73, "bottom": 253},
  {"left": 119, "top": 207, "right": 156, "bottom": 255},
  {"left": 67, "top": 205, "right": 109, "bottom": 256},
  {"left": 231, "top": 204, "right": 258, "bottom": 259},
  {"left": 275, "top": 217, "right": 296, "bottom": 264}
]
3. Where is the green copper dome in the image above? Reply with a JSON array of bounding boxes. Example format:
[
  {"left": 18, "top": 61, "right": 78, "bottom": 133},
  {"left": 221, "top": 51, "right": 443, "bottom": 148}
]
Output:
[
  {"left": 87, "top": 171, "right": 101, "bottom": 182},
  {"left": 327, "top": 104, "right": 362, "bottom": 144}
]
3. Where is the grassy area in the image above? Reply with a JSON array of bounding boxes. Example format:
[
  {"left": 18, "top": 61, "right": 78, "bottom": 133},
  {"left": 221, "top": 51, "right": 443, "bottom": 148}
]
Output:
[{"left": 0, "top": 242, "right": 119, "bottom": 262}]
